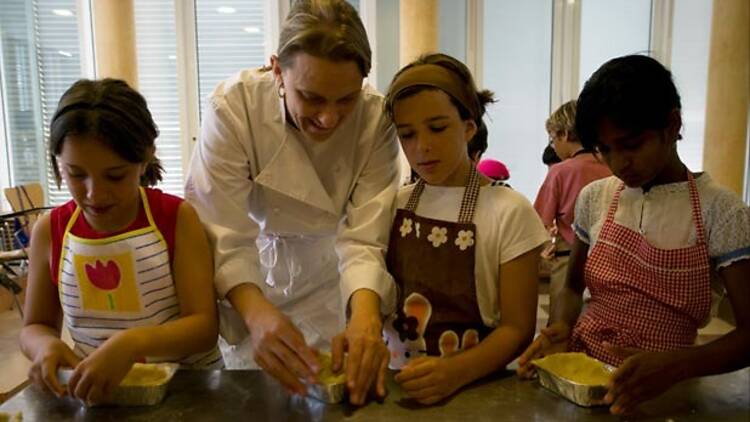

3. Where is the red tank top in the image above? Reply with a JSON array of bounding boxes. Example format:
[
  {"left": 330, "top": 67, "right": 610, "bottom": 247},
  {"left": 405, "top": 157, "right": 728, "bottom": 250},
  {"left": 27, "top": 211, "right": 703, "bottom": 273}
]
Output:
[{"left": 50, "top": 188, "right": 182, "bottom": 284}]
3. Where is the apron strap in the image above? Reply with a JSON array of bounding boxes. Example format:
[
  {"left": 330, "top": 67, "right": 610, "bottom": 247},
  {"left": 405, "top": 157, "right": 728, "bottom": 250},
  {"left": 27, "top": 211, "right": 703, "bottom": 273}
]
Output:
[
  {"left": 457, "top": 167, "right": 481, "bottom": 224},
  {"left": 404, "top": 179, "right": 426, "bottom": 213},
  {"left": 605, "top": 183, "right": 626, "bottom": 224},
  {"left": 685, "top": 171, "right": 706, "bottom": 245},
  {"left": 404, "top": 167, "right": 482, "bottom": 224}
]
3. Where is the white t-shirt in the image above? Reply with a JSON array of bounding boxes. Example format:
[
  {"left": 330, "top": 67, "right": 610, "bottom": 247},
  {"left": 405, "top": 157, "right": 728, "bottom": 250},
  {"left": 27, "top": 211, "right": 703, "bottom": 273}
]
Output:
[
  {"left": 396, "top": 182, "right": 548, "bottom": 326},
  {"left": 574, "top": 174, "right": 750, "bottom": 270}
]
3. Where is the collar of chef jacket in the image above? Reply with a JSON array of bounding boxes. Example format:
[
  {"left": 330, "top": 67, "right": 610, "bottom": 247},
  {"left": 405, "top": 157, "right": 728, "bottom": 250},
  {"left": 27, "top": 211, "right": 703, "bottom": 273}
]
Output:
[{"left": 254, "top": 94, "right": 340, "bottom": 216}]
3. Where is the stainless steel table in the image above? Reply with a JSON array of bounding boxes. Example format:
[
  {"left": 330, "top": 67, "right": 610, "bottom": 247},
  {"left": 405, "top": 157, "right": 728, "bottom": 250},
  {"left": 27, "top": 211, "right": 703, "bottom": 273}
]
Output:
[{"left": 1, "top": 368, "right": 747, "bottom": 421}]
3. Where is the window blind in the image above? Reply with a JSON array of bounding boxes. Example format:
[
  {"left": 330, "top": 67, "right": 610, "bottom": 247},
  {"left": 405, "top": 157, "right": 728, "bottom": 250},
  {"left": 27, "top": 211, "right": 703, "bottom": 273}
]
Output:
[
  {"left": 36, "top": 0, "right": 85, "bottom": 205},
  {"left": 0, "top": 0, "right": 84, "bottom": 206},
  {"left": 134, "top": 0, "right": 184, "bottom": 196},
  {"left": 195, "top": 0, "right": 267, "bottom": 120}
]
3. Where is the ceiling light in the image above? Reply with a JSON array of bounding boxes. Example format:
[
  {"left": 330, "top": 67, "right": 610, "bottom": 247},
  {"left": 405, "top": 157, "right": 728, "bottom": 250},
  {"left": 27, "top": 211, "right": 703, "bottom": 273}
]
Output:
[
  {"left": 52, "top": 9, "right": 74, "bottom": 17},
  {"left": 57, "top": 50, "right": 72, "bottom": 57},
  {"left": 217, "top": 6, "right": 236, "bottom": 14}
]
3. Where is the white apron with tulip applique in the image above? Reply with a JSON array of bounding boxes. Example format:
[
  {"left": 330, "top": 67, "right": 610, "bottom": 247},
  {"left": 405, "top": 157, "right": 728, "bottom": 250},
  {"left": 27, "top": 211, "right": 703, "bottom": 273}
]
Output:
[{"left": 57, "top": 188, "right": 223, "bottom": 368}]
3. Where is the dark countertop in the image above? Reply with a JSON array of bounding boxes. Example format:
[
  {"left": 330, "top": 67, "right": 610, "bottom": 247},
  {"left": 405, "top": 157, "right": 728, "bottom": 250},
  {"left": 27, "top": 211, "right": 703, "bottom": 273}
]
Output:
[{"left": 1, "top": 368, "right": 748, "bottom": 421}]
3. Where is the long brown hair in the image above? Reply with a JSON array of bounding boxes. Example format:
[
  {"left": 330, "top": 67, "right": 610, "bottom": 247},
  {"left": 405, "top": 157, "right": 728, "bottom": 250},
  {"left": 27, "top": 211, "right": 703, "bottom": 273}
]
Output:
[{"left": 49, "top": 78, "right": 163, "bottom": 187}]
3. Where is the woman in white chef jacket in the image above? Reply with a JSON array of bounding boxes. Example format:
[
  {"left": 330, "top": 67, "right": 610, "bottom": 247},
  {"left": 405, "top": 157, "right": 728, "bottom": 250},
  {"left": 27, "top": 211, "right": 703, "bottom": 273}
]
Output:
[{"left": 185, "top": 0, "right": 400, "bottom": 405}]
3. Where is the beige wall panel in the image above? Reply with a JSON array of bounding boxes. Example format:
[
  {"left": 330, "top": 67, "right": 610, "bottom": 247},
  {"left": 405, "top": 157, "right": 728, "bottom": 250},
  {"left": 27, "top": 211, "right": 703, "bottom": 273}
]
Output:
[{"left": 703, "top": 0, "right": 749, "bottom": 195}]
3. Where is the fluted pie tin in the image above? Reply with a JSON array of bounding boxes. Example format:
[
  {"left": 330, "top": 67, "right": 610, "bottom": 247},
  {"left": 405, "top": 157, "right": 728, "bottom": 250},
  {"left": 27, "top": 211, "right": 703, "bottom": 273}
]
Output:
[{"left": 58, "top": 362, "right": 178, "bottom": 406}]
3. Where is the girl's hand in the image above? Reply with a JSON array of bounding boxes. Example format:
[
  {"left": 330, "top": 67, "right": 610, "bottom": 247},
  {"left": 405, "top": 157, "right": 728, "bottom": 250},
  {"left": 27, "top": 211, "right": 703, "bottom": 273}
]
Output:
[
  {"left": 603, "top": 344, "right": 687, "bottom": 415},
  {"left": 332, "top": 312, "right": 389, "bottom": 406},
  {"left": 67, "top": 332, "right": 139, "bottom": 405},
  {"left": 28, "top": 339, "right": 81, "bottom": 397},
  {"left": 517, "top": 321, "right": 571, "bottom": 379},
  {"left": 394, "top": 356, "right": 465, "bottom": 405}
]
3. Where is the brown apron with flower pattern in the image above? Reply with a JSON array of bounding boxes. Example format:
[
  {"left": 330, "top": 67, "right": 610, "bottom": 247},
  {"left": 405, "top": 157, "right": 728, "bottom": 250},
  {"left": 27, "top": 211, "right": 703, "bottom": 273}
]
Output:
[{"left": 383, "top": 169, "right": 492, "bottom": 369}]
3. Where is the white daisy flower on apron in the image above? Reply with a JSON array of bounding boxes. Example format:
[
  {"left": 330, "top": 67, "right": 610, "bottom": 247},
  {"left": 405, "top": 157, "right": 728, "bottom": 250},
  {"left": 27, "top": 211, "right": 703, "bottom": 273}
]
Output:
[
  {"left": 428, "top": 226, "right": 448, "bottom": 247},
  {"left": 400, "top": 217, "right": 413, "bottom": 237},
  {"left": 455, "top": 230, "right": 475, "bottom": 250}
]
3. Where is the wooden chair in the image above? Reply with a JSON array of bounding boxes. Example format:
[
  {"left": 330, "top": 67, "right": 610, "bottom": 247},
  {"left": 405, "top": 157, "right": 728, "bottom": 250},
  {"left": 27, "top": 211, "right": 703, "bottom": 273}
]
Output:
[
  {"left": 0, "top": 183, "right": 47, "bottom": 317},
  {"left": 3, "top": 183, "right": 44, "bottom": 242}
]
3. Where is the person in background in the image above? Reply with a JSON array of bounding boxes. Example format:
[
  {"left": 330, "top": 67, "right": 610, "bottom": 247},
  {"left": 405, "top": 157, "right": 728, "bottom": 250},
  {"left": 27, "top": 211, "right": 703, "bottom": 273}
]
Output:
[
  {"left": 185, "top": 0, "right": 400, "bottom": 405},
  {"left": 476, "top": 158, "right": 510, "bottom": 183},
  {"left": 538, "top": 142, "right": 562, "bottom": 272},
  {"left": 542, "top": 144, "right": 562, "bottom": 167},
  {"left": 382, "top": 53, "right": 547, "bottom": 404},
  {"left": 467, "top": 113, "right": 511, "bottom": 184},
  {"left": 518, "top": 55, "right": 750, "bottom": 415},
  {"left": 20, "top": 78, "right": 222, "bottom": 405},
  {"left": 533, "top": 100, "right": 611, "bottom": 302}
]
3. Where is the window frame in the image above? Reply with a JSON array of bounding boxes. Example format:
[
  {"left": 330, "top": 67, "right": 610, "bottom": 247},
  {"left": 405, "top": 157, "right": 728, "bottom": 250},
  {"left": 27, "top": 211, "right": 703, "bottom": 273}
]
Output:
[
  {"left": 173, "top": 0, "right": 285, "bottom": 178},
  {"left": 0, "top": 58, "right": 9, "bottom": 211},
  {"left": 0, "top": 1, "right": 744, "bottom": 205},
  {"left": 745, "top": 114, "right": 750, "bottom": 204},
  {"left": 174, "top": 0, "right": 200, "bottom": 180}
]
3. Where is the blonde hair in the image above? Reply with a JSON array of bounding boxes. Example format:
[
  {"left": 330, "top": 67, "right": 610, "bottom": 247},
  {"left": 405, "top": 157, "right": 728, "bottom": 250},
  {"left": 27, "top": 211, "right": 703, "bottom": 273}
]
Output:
[
  {"left": 276, "top": 0, "right": 371, "bottom": 76},
  {"left": 546, "top": 100, "right": 578, "bottom": 141}
]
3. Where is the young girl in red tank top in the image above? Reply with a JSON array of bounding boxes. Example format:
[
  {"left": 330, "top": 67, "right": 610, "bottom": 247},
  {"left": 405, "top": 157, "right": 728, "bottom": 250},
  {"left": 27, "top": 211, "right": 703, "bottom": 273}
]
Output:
[
  {"left": 518, "top": 55, "right": 750, "bottom": 415},
  {"left": 20, "top": 79, "right": 221, "bottom": 406}
]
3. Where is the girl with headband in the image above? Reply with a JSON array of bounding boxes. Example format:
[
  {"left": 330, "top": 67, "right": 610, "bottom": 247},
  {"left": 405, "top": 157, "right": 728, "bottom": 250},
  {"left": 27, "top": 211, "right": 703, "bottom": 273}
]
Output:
[{"left": 381, "top": 53, "right": 548, "bottom": 404}]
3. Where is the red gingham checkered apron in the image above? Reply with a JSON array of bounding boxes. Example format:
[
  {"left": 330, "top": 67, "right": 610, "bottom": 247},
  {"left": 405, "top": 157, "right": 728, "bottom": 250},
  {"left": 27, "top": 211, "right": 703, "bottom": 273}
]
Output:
[{"left": 569, "top": 171, "right": 711, "bottom": 366}]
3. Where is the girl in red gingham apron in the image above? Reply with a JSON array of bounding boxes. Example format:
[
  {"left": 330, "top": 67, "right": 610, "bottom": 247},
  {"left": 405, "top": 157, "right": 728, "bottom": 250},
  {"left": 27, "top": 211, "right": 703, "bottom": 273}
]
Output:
[
  {"left": 518, "top": 55, "right": 750, "bottom": 415},
  {"left": 383, "top": 53, "right": 547, "bottom": 405},
  {"left": 569, "top": 171, "right": 710, "bottom": 364},
  {"left": 20, "top": 79, "right": 221, "bottom": 405}
]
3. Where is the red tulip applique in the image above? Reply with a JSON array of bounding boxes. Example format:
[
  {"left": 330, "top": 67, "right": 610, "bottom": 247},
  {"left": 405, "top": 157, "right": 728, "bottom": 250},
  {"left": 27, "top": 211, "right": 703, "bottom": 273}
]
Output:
[{"left": 85, "top": 259, "right": 121, "bottom": 291}]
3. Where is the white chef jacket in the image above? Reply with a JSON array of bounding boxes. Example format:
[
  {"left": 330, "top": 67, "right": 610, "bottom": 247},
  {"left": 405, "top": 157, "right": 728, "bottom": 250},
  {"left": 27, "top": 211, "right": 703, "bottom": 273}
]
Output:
[{"left": 185, "top": 69, "right": 400, "bottom": 365}]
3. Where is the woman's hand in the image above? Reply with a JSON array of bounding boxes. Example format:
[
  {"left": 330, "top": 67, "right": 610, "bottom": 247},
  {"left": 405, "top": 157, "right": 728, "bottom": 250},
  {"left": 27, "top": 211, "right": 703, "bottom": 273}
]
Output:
[
  {"left": 28, "top": 338, "right": 80, "bottom": 397},
  {"left": 67, "top": 331, "right": 139, "bottom": 405},
  {"left": 394, "top": 356, "right": 465, "bottom": 405},
  {"left": 603, "top": 344, "right": 687, "bottom": 415},
  {"left": 227, "top": 283, "right": 319, "bottom": 396},
  {"left": 332, "top": 311, "right": 389, "bottom": 405},
  {"left": 516, "top": 321, "right": 571, "bottom": 379},
  {"left": 248, "top": 298, "right": 320, "bottom": 396}
]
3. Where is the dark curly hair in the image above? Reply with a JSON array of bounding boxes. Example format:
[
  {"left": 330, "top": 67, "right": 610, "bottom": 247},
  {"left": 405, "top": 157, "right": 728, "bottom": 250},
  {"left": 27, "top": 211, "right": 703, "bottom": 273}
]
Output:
[{"left": 576, "top": 54, "right": 681, "bottom": 151}]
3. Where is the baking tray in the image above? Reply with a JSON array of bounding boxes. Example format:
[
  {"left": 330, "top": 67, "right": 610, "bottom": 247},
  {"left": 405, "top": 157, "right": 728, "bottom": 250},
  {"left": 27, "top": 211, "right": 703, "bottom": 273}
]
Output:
[
  {"left": 533, "top": 355, "right": 614, "bottom": 407},
  {"left": 58, "top": 362, "right": 178, "bottom": 406}
]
